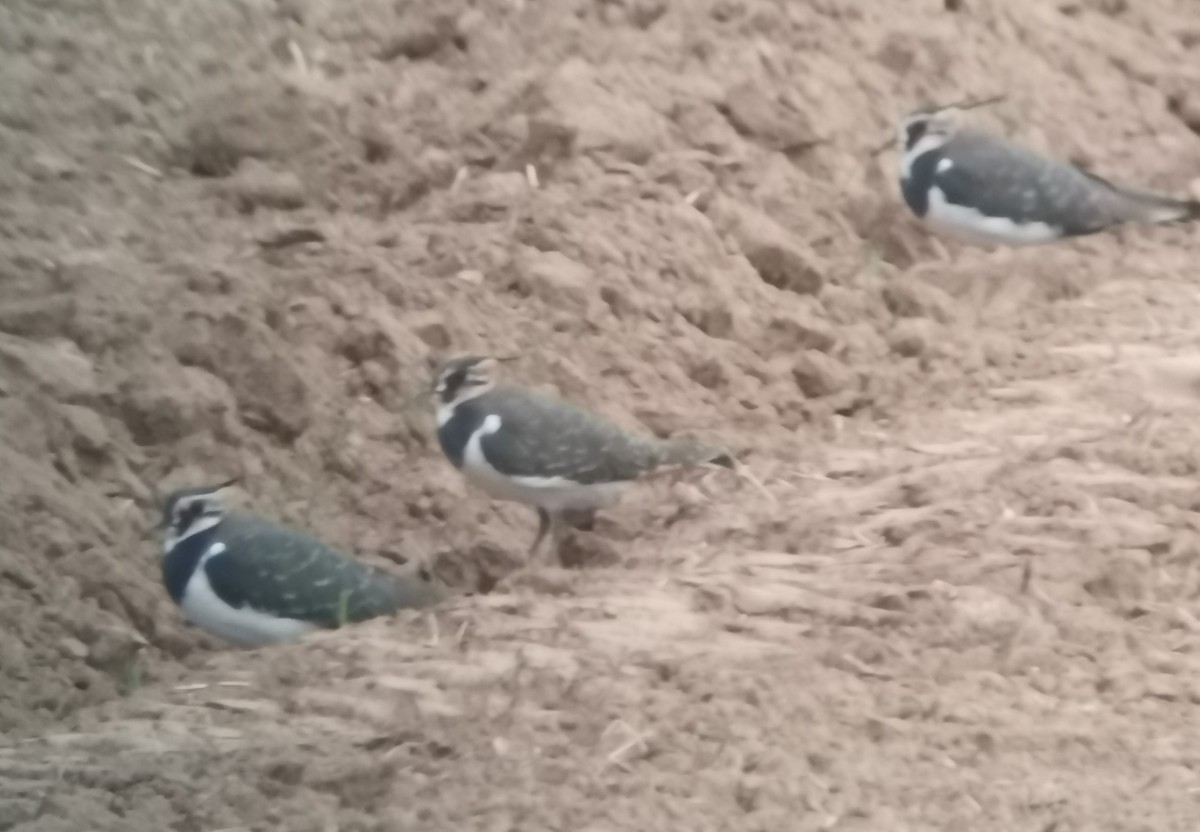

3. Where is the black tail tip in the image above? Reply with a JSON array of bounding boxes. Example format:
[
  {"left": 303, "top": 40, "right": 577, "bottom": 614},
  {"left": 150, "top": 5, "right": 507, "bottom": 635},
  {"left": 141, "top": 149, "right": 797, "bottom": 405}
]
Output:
[
  {"left": 710, "top": 450, "right": 737, "bottom": 469},
  {"left": 1188, "top": 200, "right": 1200, "bottom": 222}
]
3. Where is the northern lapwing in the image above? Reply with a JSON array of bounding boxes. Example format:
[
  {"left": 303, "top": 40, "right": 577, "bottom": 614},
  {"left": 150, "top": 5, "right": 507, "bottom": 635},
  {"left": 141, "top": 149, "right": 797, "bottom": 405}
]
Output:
[
  {"left": 431, "top": 355, "right": 735, "bottom": 564},
  {"left": 159, "top": 480, "right": 443, "bottom": 647},
  {"left": 894, "top": 97, "right": 1199, "bottom": 247}
]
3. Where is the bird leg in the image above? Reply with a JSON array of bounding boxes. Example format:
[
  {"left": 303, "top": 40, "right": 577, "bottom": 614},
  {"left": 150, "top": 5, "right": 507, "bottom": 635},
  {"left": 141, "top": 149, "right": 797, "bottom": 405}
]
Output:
[
  {"left": 548, "top": 511, "right": 569, "bottom": 566},
  {"left": 526, "top": 508, "right": 575, "bottom": 568},
  {"left": 528, "top": 507, "right": 552, "bottom": 561}
]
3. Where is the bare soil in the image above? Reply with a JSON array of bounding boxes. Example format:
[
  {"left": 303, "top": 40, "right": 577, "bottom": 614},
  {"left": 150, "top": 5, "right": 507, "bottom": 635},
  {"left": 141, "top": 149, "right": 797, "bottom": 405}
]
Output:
[{"left": 3, "top": 0, "right": 1200, "bottom": 829}]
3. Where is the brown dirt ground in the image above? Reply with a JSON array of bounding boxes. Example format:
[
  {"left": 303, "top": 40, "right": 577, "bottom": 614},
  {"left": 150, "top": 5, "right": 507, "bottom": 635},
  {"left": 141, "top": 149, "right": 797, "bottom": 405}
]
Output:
[{"left": 4, "top": 0, "right": 1200, "bottom": 829}]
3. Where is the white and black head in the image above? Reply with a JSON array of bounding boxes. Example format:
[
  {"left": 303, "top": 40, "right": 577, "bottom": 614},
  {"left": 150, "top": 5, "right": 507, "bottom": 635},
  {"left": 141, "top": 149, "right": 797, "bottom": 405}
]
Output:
[
  {"left": 432, "top": 355, "right": 508, "bottom": 416},
  {"left": 893, "top": 94, "right": 1006, "bottom": 175},
  {"left": 160, "top": 479, "right": 238, "bottom": 554},
  {"left": 897, "top": 108, "right": 960, "bottom": 163}
]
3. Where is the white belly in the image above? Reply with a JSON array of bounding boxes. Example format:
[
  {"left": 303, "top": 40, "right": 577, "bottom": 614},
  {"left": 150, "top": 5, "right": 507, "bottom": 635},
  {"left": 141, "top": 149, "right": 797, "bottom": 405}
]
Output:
[
  {"left": 462, "top": 414, "right": 629, "bottom": 512},
  {"left": 181, "top": 544, "right": 318, "bottom": 648},
  {"left": 925, "top": 185, "right": 1061, "bottom": 247}
]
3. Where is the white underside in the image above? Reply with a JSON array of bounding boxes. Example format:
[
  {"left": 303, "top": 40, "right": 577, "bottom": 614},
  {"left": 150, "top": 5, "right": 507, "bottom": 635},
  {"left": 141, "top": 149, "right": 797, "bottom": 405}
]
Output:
[
  {"left": 458, "top": 412, "right": 628, "bottom": 512},
  {"left": 181, "top": 543, "right": 318, "bottom": 648},
  {"left": 924, "top": 184, "right": 1061, "bottom": 247}
]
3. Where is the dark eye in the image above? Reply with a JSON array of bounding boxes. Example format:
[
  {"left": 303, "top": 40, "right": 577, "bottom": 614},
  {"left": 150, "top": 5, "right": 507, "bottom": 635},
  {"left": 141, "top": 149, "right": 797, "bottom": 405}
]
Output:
[
  {"left": 905, "top": 121, "right": 928, "bottom": 150},
  {"left": 174, "top": 500, "right": 204, "bottom": 532},
  {"left": 439, "top": 370, "right": 466, "bottom": 399}
]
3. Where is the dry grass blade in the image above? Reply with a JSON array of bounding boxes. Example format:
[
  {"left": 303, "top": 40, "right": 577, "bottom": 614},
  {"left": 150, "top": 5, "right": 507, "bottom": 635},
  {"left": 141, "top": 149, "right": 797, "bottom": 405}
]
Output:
[
  {"left": 122, "top": 156, "right": 163, "bottom": 178},
  {"left": 287, "top": 39, "right": 308, "bottom": 76},
  {"left": 601, "top": 719, "right": 651, "bottom": 771},
  {"left": 729, "top": 459, "right": 776, "bottom": 505}
]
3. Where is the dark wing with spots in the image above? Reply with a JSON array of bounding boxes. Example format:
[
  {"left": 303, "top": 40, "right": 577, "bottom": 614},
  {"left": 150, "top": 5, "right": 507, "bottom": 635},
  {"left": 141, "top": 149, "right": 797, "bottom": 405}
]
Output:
[
  {"left": 933, "top": 131, "right": 1112, "bottom": 234},
  {"left": 478, "top": 387, "right": 670, "bottom": 484},
  {"left": 204, "top": 512, "right": 443, "bottom": 628},
  {"left": 941, "top": 131, "right": 1198, "bottom": 234}
]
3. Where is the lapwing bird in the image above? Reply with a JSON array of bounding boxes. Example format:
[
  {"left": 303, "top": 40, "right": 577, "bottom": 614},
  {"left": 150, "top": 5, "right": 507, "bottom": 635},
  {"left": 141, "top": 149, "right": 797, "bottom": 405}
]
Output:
[
  {"left": 159, "top": 480, "right": 443, "bottom": 648},
  {"left": 895, "top": 98, "right": 1200, "bottom": 247},
  {"left": 431, "top": 355, "right": 735, "bottom": 564}
]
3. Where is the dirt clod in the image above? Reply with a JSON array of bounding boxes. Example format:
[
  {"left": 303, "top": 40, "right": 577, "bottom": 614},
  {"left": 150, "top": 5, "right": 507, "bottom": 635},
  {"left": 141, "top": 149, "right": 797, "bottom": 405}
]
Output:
[
  {"left": 721, "top": 81, "right": 822, "bottom": 152},
  {"left": 707, "top": 197, "right": 826, "bottom": 295},
  {"left": 377, "top": 13, "right": 461, "bottom": 62},
  {"left": 883, "top": 276, "right": 958, "bottom": 323},
  {"left": 532, "top": 58, "right": 676, "bottom": 164},
  {"left": 792, "top": 349, "right": 858, "bottom": 398},
  {"left": 223, "top": 160, "right": 307, "bottom": 212},
  {"left": 509, "top": 249, "right": 596, "bottom": 312},
  {"left": 887, "top": 317, "right": 942, "bottom": 357},
  {"left": 174, "top": 76, "right": 334, "bottom": 177}
]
